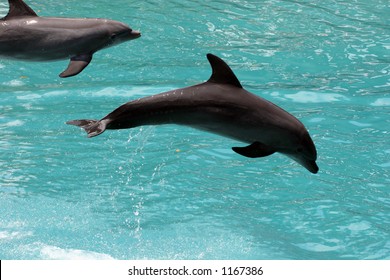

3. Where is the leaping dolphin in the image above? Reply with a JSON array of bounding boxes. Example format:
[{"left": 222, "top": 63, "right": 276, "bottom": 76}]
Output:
[
  {"left": 67, "top": 54, "right": 319, "bottom": 174},
  {"left": 0, "top": 0, "right": 141, "bottom": 77}
]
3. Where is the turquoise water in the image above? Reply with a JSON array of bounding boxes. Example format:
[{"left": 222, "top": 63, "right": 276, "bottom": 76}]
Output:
[{"left": 0, "top": 0, "right": 389, "bottom": 259}]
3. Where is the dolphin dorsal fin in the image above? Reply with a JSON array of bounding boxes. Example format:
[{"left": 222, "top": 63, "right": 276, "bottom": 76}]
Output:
[
  {"left": 206, "top": 53, "right": 243, "bottom": 88},
  {"left": 2, "top": 0, "right": 38, "bottom": 20}
]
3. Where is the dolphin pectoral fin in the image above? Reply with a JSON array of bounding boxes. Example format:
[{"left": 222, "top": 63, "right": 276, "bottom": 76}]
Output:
[
  {"left": 2, "top": 0, "right": 38, "bottom": 20},
  {"left": 59, "top": 54, "right": 93, "bottom": 78},
  {"left": 232, "top": 142, "right": 276, "bottom": 158}
]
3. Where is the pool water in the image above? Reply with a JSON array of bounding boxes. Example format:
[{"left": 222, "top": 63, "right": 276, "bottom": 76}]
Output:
[{"left": 0, "top": 0, "right": 389, "bottom": 259}]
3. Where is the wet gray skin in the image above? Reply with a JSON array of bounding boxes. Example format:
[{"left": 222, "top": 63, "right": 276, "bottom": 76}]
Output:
[
  {"left": 0, "top": 0, "right": 141, "bottom": 77},
  {"left": 68, "top": 54, "right": 319, "bottom": 174}
]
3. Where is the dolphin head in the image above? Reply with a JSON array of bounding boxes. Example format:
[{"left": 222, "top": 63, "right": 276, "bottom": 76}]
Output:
[
  {"left": 285, "top": 130, "right": 319, "bottom": 174},
  {"left": 104, "top": 20, "right": 141, "bottom": 46}
]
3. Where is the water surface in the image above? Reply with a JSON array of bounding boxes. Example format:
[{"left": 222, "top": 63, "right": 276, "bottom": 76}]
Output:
[{"left": 0, "top": 0, "right": 389, "bottom": 259}]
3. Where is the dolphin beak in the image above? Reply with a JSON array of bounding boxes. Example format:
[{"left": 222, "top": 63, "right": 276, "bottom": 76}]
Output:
[
  {"left": 302, "top": 159, "right": 319, "bottom": 174},
  {"left": 130, "top": 30, "right": 141, "bottom": 39},
  {"left": 286, "top": 154, "right": 319, "bottom": 174}
]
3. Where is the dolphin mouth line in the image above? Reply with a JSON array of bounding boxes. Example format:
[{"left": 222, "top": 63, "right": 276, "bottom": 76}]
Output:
[
  {"left": 111, "top": 30, "right": 141, "bottom": 41},
  {"left": 286, "top": 154, "right": 319, "bottom": 174},
  {"left": 129, "top": 30, "right": 141, "bottom": 38},
  {"left": 306, "top": 160, "right": 319, "bottom": 174}
]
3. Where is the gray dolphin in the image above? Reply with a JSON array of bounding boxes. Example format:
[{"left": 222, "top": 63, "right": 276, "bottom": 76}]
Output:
[
  {"left": 0, "top": 0, "right": 141, "bottom": 77},
  {"left": 67, "top": 54, "right": 319, "bottom": 174}
]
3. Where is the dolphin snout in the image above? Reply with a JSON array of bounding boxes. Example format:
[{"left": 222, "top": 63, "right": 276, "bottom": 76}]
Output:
[
  {"left": 286, "top": 154, "right": 319, "bottom": 174},
  {"left": 300, "top": 132, "right": 319, "bottom": 173},
  {"left": 285, "top": 131, "right": 319, "bottom": 174},
  {"left": 304, "top": 160, "right": 319, "bottom": 174},
  {"left": 130, "top": 30, "right": 141, "bottom": 39}
]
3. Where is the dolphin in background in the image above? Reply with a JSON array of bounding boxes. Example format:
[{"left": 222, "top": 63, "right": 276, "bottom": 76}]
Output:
[
  {"left": 68, "top": 54, "right": 319, "bottom": 174},
  {"left": 0, "top": 0, "right": 141, "bottom": 77}
]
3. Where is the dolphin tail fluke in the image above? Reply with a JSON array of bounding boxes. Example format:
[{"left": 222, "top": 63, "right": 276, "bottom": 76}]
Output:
[{"left": 66, "top": 119, "right": 106, "bottom": 138}]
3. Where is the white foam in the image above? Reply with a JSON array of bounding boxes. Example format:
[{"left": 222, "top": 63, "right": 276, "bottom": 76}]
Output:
[
  {"left": 371, "top": 98, "right": 390, "bottom": 106},
  {"left": 17, "top": 94, "right": 41, "bottom": 100},
  {"left": 3, "top": 79, "right": 25, "bottom": 87},
  {"left": 347, "top": 221, "right": 371, "bottom": 231},
  {"left": 40, "top": 245, "right": 115, "bottom": 260},
  {"left": 43, "top": 90, "right": 70, "bottom": 97},
  {"left": 295, "top": 242, "right": 342, "bottom": 252},
  {"left": 92, "top": 87, "right": 127, "bottom": 97},
  {"left": 309, "top": 117, "right": 326, "bottom": 123},
  {"left": 3, "top": 120, "right": 25, "bottom": 127},
  {"left": 2, "top": 221, "right": 27, "bottom": 229},
  {"left": 285, "top": 91, "right": 349, "bottom": 103},
  {"left": 84, "top": 86, "right": 172, "bottom": 98},
  {"left": 0, "top": 230, "right": 33, "bottom": 240},
  {"left": 349, "top": 121, "right": 372, "bottom": 127}
]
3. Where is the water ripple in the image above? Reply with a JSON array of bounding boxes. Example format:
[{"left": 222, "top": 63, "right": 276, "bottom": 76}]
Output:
[{"left": 1, "top": 0, "right": 389, "bottom": 260}]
